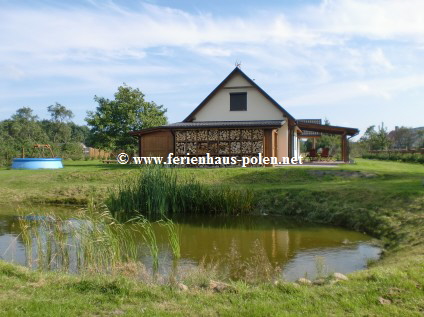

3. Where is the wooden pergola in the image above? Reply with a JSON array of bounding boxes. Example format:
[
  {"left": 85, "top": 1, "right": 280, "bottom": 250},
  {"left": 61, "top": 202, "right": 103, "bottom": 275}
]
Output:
[{"left": 297, "top": 122, "right": 359, "bottom": 162}]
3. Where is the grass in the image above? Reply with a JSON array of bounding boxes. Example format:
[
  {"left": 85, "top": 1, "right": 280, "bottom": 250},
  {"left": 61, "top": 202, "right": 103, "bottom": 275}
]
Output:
[
  {"left": 0, "top": 159, "right": 422, "bottom": 206},
  {"left": 0, "top": 159, "right": 423, "bottom": 315},
  {"left": 0, "top": 246, "right": 423, "bottom": 316}
]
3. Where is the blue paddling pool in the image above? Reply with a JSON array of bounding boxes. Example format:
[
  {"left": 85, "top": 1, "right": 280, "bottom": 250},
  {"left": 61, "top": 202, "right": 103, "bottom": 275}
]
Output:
[{"left": 11, "top": 158, "right": 63, "bottom": 170}]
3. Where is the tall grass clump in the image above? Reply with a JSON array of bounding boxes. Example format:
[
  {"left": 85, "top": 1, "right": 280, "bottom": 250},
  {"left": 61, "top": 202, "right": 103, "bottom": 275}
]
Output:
[
  {"left": 159, "top": 218, "right": 180, "bottom": 260},
  {"left": 106, "top": 165, "right": 255, "bottom": 219},
  {"left": 137, "top": 217, "right": 159, "bottom": 272},
  {"left": 16, "top": 208, "right": 142, "bottom": 274}
]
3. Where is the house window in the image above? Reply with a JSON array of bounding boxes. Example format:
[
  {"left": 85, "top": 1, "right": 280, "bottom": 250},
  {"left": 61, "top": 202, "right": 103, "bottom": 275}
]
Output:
[{"left": 230, "top": 93, "right": 247, "bottom": 111}]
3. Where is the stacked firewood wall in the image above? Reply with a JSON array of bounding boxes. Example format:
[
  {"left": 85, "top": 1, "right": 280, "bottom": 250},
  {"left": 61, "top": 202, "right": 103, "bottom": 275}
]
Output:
[{"left": 174, "top": 128, "right": 264, "bottom": 166}]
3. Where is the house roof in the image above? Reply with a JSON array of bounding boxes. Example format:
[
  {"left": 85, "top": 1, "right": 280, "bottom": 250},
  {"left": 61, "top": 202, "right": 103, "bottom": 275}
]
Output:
[
  {"left": 183, "top": 67, "right": 296, "bottom": 122},
  {"left": 167, "top": 120, "right": 284, "bottom": 129},
  {"left": 297, "top": 119, "right": 322, "bottom": 137},
  {"left": 297, "top": 122, "right": 359, "bottom": 136},
  {"left": 129, "top": 120, "right": 285, "bottom": 136}
]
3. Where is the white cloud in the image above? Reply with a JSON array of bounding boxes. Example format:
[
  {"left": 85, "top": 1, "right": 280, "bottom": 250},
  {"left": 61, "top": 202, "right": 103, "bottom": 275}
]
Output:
[
  {"left": 0, "top": 0, "right": 423, "bottom": 126},
  {"left": 369, "top": 48, "right": 394, "bottom": 71},
  {"left": 285, "top": 74, "right": 424, "bottom": 107},
  {"left": 1, "top": 65, "right": 26, "bottom": 80},
  {"left": 0, "top": 1, "right": 422, "bottom": 72},
  {"left": 303, "top": 0, "right": 424, "bottom": 40}
]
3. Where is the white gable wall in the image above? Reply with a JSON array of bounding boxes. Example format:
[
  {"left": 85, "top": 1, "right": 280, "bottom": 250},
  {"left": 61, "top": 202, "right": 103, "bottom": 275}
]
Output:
[
  {"left": 192, "top": 73, "right": 285, "bottom": 122},
  {"left": 192, "top": 72, "right": 290, "bottom": 162}
]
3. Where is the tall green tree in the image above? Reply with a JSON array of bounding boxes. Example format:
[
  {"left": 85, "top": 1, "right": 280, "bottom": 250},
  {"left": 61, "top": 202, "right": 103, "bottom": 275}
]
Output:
[
  {"left": 6, "top": 107, "right": 48, "bottom": 144},
  {"left": 46, "top": 103, "right": 74, "bottom": 143},
  {"left": 11, "top": 107, "right": 39, "bottom": 122},
  {"left": 0, "top": 107, "right": 49, "bottom": 163},
  {"left": 85, "top": 84, "right": 167, "bottom": 153},
  {"left": 48, "top": 102, "right": 74, "bottom": 123},
  {"left": 390, "top": 126, "right": 419, "bottom": 150},
  {"left": 0, "top": 106, "right": 93, "bottom": 165},
  {"left": 360, "top": 123, "right": 392, "bottom": 150}
]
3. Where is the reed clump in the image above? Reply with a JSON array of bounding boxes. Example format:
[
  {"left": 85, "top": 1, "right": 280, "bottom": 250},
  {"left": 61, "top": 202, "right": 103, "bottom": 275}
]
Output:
[
  {"left": 16, "top": 208, "right": 143, "bottom": 275},
  {"left": 106, "top": 165, "right": 255, "bottom": 219},
  {"left": 137, "top": 217, "right": 159, "bottom": 272},
  {"left": 159, "top": 218, "right": 181, "bottom": 260}
]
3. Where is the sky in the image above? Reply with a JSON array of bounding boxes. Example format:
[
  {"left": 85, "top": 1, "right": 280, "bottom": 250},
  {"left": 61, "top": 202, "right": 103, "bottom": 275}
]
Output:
[{"left": 1, "top": 0, "right": 423, "bottom": 138}]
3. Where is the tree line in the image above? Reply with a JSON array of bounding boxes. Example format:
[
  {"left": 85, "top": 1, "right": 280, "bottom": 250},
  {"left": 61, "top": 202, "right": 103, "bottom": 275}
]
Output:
[
  {"left": 0, "top": 84, "right": 167, "bottom": 166},
  {"left": 359, "top": 123, "right": 424, "bottom": 151}
]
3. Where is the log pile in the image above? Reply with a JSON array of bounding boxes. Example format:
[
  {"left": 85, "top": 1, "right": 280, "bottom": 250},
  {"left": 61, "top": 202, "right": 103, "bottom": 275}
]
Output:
[
  {"left": 197, "top": 130, "right": 208, "bottom": 141},
  {"left": 176, "top": 142, "right": 185, "bottom": 155},
  {"left": 208, "top": 130, "right": 219, "bottom": 141},
  {"left": 219, "top": 130, "right": 229, "bottom": 140},
  {"left": 209, "top": 142, "right": 218, "bottom": 154},
  {"left": 252, "top": 129, "right": 264, "bottom": 140},
  {"left": 229, "top": 129, "right": 241, "bottom": 140},
  {"left": 252, "top": 141, "right": 263, "bottom": 153},
  {"left": 185, "top": 142, "right": 197, "bottom": 154},
  {"left": 241, "top": 141, "right": 252, "bottom": 154},
  {"left": 241, "top": 129, "right": 251, "bottom": 139},
  {"left": 230, "top": 141, "right": 241, "bottom": 154},
  {"left": 185, "top": 130, "right": 196, "bottom": 141},
  {"left": 175, "top": 131, "right": 186, "bottom": 142},
  {"left": 218, "top": 142, "right": 230, "bottom": 154},
  {"left": 174, "top": 128, "right": 265, "bottom": 162},
  {"left": 198, "top": 142, "right": 208, "bottom": 155}
]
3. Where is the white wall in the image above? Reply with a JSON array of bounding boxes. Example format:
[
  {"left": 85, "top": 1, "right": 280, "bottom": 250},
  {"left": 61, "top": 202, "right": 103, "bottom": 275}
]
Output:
[
  {"left": 193, "top": 73, "right": 285, "bottom": 122},
  {"left": 192, "top": 72, "right": 289, "bottom": 162}
]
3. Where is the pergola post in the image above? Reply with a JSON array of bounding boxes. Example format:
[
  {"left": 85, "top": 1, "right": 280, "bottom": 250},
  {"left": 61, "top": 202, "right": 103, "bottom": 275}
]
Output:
[{"left": 341, "top": 133, "right": 348, "bottom": 162}]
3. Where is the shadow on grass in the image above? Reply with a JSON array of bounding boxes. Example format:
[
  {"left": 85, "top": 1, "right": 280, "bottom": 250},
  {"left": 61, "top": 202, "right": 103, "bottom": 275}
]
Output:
[
  {"left": 63, "top": 162, "right": 143, "bottom": 170},
  {"left": 220, "top": 168, "right": 327, "bottom": 185}
]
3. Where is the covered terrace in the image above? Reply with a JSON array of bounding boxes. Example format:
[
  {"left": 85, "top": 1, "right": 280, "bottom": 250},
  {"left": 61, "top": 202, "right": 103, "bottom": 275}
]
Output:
[{"left": 297, "top": 120, "right": 359, "bottom": 163}]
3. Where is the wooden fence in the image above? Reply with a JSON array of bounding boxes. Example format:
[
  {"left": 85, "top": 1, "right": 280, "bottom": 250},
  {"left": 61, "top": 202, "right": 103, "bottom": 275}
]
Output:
[{"left": 87, "top": 148, "right": 113, "bottom": 160}]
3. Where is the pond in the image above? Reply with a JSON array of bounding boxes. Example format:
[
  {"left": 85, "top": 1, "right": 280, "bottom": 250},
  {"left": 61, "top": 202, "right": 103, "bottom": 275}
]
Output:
[{"left": 0, "top": 205, "right": 381, "bottom": 281}]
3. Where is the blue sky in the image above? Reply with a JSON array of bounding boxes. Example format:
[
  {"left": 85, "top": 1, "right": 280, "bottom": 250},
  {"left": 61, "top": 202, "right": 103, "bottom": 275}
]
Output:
[{"left": 1, "top": 0, "right": 423, "bottom": 138}]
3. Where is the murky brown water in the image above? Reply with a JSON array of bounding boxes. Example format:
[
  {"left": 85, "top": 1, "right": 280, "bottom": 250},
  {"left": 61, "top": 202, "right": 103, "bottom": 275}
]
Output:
[{"left": 0, "top": 205, "right": 380, "bottom": 281}]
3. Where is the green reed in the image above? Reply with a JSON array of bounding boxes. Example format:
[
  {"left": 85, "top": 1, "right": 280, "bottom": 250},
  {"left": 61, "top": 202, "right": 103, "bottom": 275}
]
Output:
[
  {"left": 159, "top": 218, "right": 181, "bottom": 260},
  {"left": 137, "top": 217, "right": 159, "bottom": 272},
  {"left": 16, "top": 208, "right": 143, "bottom": 274},
  {"left": 106, "top": 165, "right": 255, "bottom": 218}
]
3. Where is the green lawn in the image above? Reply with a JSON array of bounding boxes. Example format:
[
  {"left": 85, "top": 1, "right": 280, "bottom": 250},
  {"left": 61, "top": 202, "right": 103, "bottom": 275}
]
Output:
[
  {"left": 0, "top": 159, "right": 423, "bottom": 316},
  {"left": 1, "top": 158, "right": 423, "bottom": 205}
]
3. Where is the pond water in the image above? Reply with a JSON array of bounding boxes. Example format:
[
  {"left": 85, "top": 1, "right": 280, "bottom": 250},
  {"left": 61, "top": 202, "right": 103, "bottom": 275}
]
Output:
[{"left": 0, "top": 205, "right": 381, "bottom": 281}]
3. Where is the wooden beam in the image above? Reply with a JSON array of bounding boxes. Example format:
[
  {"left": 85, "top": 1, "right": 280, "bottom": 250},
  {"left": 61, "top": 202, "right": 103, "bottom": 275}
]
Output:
[
  {"left": 341, "top": 134, "right": 348, "bottom": 162},
  {"left": 297, "top": 122, "right": 359, "bottom": 136},
  {"left": 264, "top": 129, "right": 273, "bottom": 167}
]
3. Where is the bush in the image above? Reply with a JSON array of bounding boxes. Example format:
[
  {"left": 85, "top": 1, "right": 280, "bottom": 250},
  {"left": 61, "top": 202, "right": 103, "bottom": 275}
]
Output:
[
  {"left": 362, "top": 152, "right": 424, "bottom": 164},
  {"left": 58, "top": 143, "right": 84, "bottom": 160}
]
